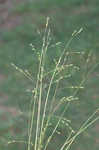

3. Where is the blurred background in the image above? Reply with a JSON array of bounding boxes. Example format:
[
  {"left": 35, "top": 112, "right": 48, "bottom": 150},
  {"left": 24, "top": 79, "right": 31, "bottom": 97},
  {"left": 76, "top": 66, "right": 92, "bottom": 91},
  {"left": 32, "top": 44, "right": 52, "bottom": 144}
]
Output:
[{"left": 0, "top": 0, "right": 99, "bottom": 150}]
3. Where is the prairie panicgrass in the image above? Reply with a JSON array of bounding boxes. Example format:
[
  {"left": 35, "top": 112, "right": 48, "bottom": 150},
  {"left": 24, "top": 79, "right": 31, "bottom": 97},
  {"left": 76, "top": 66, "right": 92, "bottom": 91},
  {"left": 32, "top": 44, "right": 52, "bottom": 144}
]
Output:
[{"left": 8, "top": 18, "right": 99, "bottom": 150}]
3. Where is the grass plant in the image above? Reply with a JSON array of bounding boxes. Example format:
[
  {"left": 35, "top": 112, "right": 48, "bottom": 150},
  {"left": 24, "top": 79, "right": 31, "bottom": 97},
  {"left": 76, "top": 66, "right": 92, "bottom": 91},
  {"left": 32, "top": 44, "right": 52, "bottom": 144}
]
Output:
[{"left": 8, "top": 18, "right": 99, "bottom": 150}]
